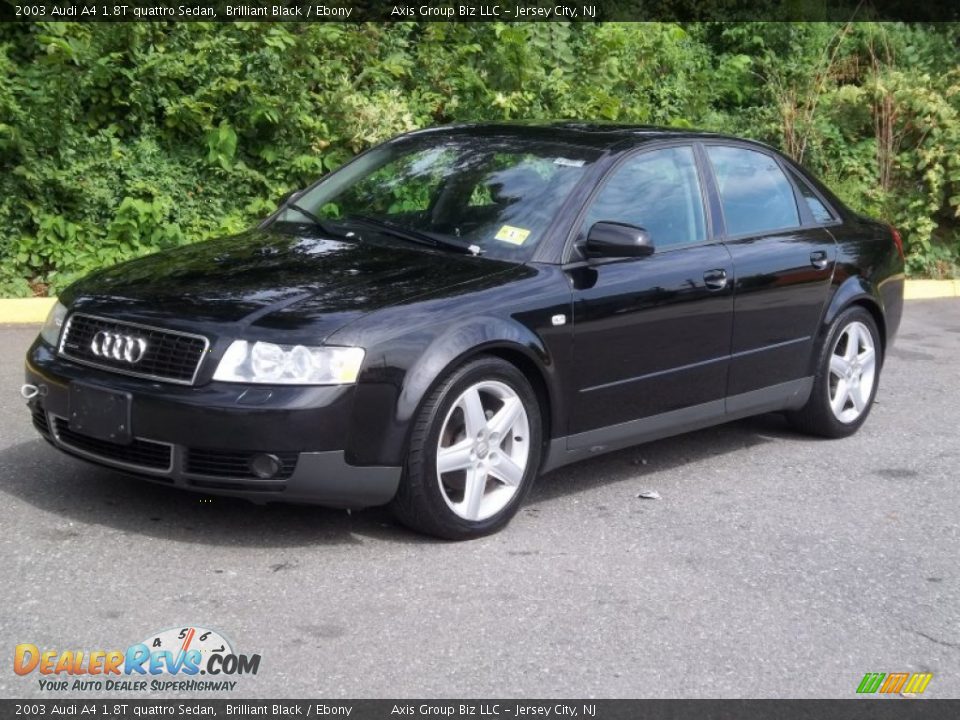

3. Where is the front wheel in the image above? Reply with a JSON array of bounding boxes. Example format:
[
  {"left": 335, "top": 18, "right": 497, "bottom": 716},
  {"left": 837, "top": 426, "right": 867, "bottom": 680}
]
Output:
[
  {"left": 788, "top": 306, "right": 882, "bottom": 438},
  {"left": 390, "top": 356, "right": 542, "bottom": 540}
]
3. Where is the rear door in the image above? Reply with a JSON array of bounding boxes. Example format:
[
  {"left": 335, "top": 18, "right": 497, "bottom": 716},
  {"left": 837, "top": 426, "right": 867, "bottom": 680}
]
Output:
[
  {"left": 566, "top": 144, "right": 734, "bottom": 442},
  {"left": 702, "top": 144, "right": 837, "bottom": 401}
]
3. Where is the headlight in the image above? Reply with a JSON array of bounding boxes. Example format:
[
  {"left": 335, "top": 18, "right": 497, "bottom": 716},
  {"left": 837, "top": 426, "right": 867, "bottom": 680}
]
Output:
[
  {"left": 213, "top": 341, "right": 365, "bottom": 385},
  {"left": 40, "top": 302, "right": 68, "bottom": 347}
]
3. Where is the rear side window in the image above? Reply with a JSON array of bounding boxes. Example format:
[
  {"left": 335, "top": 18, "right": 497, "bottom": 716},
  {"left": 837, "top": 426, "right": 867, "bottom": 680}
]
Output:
[
  {"left": 786, "top": 167, "right": 836, "bottom": 223},
  {"left": 580, "top": 146, "right": 706, "bottom": 248},
  {"left": 707, "top": 146, "right": 800, "bottom": 236}
]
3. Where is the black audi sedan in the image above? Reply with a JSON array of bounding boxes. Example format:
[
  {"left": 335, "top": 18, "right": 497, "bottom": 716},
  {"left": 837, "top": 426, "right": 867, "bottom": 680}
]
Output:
[{"left": 24, "top": 123, "right": 904, "bottom": 539}]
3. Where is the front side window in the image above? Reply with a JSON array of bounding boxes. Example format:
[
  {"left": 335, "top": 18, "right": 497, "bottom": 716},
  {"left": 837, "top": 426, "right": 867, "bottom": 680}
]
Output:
[
  {"left": 276, "top": 134, "right": 601, "bottom": 260},
  {"left": 707, "top": 146, "right": 800, "bottom": 236},
  {"left": 579, "top": 146, "right": 706, "bottom": 249}
]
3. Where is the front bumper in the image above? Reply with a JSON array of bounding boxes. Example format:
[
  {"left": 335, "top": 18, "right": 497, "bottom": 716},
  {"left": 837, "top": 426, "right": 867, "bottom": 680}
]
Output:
[{"left": 24, "top": 338, "right": 401, "bottom": 508}]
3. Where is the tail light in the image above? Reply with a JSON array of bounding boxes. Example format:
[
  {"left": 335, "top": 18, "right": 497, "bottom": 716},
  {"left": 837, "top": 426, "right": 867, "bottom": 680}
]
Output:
[{"left": 890, "top": 225, "right": 904, "bottom": 260}]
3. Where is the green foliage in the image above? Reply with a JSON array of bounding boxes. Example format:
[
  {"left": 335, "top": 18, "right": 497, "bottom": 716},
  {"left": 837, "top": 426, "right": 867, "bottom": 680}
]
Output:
[
  {"left": 206, "top": 121, "right": 238, "bottom": 171},
  {"left": 700, "top": 22, "right": 960, "bottom": 277},
  {"left": 0, "top": 21, "right": 958, "bottom": 296}
]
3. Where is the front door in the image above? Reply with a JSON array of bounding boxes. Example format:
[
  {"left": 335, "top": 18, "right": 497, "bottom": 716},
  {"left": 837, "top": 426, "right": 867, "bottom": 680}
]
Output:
[{"left": 567, "top": 145, "right": 734, "bottom": 445}]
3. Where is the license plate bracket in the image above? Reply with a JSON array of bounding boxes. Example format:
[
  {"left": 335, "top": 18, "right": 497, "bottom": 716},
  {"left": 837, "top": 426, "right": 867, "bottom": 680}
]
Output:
[{"left": 68, "top": 383, "right": 132, "bottom": 444}]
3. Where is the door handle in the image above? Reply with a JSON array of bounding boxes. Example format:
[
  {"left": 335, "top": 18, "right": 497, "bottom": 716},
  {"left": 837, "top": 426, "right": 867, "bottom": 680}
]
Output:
[
  {"left": 703, "top": 269, "right": 728, "bottom": 291},
  {"left": 810, "top": 250, "right": 829, "bottom": 269}
]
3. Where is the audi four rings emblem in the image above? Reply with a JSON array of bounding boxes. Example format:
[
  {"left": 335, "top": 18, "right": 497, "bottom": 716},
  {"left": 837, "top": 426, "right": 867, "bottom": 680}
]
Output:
[{"left": 90, "top": 330, "right": 148, "bottom": 363}]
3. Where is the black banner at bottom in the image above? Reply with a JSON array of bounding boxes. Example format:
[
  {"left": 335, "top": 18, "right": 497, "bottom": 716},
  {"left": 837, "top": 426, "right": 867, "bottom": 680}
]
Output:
[{"left": 2, "top": 699, "right": 958, "bottom": 720}]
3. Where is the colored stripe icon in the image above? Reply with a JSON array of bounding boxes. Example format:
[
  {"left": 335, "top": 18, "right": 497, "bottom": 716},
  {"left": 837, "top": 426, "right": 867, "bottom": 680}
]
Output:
[{"left": 857, "top": 672, "right": 933, "bottom": 694}]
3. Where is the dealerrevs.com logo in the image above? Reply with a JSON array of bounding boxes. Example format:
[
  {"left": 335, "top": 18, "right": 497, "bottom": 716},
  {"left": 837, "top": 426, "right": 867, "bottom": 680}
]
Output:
[{"left": 14, "top": 626, "right": 261, "bottom": 693}]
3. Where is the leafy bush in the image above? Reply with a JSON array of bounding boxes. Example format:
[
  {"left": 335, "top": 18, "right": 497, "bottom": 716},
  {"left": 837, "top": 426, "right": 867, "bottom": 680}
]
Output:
[{"left": 0, "top": 21, "right": 958, "bottom": 297}]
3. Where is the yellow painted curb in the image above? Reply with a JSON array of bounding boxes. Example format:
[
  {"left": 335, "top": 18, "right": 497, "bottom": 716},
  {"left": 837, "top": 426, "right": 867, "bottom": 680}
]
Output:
[
  {"left": 0, "top": 297, "right": 58, "bottom": 324},
  {"left": 903, "top": 279, "right": 960, "bottom": 300},
  {"left": 0, "top": 280, "right": 956, "bottom": 324}
]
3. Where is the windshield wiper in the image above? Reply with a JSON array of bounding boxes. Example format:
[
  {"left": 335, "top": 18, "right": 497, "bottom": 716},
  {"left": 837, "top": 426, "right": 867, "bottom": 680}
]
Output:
[
  {"left": 347, "top": 215, "right": 481, "bottom": 256},
  {"left": 280, "top": 202, "right": 353, "bottom": 239}
]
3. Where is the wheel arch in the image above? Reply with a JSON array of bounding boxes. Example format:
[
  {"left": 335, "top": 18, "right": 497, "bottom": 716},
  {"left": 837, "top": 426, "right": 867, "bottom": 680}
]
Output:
[
  {"left": 848, "top": 298, "right": 886, "bottom": 355},
  {"left": 816, "top": 276, "right": 887, "bottom": 373},
  {"left": 482, "top": 344, "right": 553, "bottom": 452},
  {"left": 396, "top": 318, "right": 559, "bottom": 461},
  {"left": 387, "top": 331, "right": 555, "bottom": 539}
]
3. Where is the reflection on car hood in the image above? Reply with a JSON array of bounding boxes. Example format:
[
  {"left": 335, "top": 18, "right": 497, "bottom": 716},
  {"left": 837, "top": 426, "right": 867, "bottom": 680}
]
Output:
[{"left": 61, "top": 227, "right": 520, "bottom": 336}]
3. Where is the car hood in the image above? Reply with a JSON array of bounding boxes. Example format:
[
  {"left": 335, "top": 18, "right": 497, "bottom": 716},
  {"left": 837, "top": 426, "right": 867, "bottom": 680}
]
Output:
[{"left": 61, "top": 226, "right": 520, "bottom": 339}]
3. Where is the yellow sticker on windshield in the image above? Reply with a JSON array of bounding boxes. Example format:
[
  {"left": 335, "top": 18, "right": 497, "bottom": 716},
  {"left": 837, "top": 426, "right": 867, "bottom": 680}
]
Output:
[{"left": 495, "top": 225, "right": 531, "bottom": 245}]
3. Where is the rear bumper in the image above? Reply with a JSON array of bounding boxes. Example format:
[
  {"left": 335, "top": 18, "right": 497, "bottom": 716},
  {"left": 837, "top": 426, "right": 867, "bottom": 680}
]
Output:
[
  {"left": 24, "top": 338, "right": 402, "bottom": 508},
  {"left": 879, "top": 274, "right": 905, "bottom": 348}
]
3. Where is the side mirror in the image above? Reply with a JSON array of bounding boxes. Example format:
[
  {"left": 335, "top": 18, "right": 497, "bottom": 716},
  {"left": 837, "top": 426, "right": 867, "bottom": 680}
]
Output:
[{"left": 584, "top": 222, "right": 654, "bottom": 259}]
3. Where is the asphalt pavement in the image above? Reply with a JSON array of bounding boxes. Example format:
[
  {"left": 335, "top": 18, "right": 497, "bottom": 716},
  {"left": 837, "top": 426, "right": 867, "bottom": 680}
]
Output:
[{"left": 1, "top": 299, "right": 958, "bottom": 699}]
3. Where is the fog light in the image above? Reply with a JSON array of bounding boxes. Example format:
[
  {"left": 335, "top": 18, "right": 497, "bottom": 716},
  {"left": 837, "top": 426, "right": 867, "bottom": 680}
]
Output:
[{"left": 249, "top": 453, "right": 282, "bottom": 479}]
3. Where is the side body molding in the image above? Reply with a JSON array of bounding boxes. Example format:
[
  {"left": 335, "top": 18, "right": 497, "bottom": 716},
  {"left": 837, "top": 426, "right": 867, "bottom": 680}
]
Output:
[{"left": 541, "top": 377, "right": 813, "bottom": 474}]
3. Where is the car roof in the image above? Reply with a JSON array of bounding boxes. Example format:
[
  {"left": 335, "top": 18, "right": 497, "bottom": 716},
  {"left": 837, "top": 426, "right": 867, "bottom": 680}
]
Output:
[{"left": 405, "top": 121, "right": 777, "bottom": 154}]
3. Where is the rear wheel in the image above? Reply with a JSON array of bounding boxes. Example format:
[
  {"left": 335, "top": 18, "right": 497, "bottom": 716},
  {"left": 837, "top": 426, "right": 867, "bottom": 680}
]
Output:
[
  {"left": 788, "top": 306, "right": 882, "bottom": 438},
  {"left": 391, "top": 356, "right": 542, "bottom": 540}
]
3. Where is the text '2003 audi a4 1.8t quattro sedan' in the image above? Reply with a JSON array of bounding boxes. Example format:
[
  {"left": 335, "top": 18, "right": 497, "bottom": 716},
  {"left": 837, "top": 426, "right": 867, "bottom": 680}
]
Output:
[{"left": 24, "top": 123, "right": 904, "bottom": 539}]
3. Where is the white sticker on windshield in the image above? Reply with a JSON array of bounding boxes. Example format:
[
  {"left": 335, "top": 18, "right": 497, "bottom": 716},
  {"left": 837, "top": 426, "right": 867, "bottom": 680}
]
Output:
[
  {"left": 554, "top": 157, "right": 585, "bottom": 167},
  {"left": 495, "top": 225, "right": 531, "bottom": 245}
]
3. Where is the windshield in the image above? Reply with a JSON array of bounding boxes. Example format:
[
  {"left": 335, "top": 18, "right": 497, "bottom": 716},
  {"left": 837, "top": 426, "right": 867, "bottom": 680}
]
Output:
[{"left": 274, "top": 132, "right": 602, "bottom": 260}]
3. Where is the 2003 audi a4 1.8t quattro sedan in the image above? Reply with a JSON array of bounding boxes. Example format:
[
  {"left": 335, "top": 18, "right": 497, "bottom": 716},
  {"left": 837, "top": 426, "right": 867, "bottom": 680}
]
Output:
[{"left": 24, "top": 123, "right": 904, "bottom": 539}]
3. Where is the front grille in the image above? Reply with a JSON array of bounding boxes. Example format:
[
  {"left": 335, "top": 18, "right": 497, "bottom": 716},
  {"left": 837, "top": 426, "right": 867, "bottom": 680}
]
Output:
[
  {"left": 59, "top": 313, "right": 208, "bottom": 385},
  {"left": 53, "top": 417, "right": 173, "bottom": 472},
  {"left": 185, "top": 448, "right": 299, "bottom": 480},
  {"left": 31, "top": 407, "right": 51, "bottom": 438}
]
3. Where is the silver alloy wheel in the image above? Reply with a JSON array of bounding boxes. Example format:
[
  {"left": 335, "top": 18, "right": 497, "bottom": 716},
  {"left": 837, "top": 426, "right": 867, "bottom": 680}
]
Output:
[
  {"left": 828, "top": 320, "right": 877, "bottom": 423},
  {"left": 436, "top": 380, "right": 530, "bottom": 522}
]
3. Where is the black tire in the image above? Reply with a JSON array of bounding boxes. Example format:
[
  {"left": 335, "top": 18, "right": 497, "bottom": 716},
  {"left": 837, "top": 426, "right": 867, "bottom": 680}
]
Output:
[
  {"left": 787, "top": 306, "right": 882, "bottom": 438},
  {"left": 390, "top": 356, "right": 543, "bottom": 540}
]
